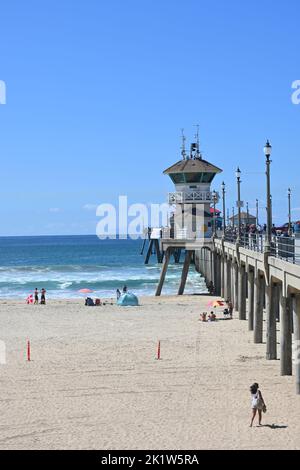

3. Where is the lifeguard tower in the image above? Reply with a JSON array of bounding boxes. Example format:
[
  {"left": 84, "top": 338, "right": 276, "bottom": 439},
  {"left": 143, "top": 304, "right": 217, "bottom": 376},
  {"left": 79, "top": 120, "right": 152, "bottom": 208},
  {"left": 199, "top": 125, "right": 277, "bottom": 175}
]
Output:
[{"left": 156, "top": 129, "right": 223, "bottom": 296}]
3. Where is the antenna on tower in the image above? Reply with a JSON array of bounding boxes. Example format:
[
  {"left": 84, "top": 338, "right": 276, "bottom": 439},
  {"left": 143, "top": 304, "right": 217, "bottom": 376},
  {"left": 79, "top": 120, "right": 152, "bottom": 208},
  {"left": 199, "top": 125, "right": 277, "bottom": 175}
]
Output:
[
  {"left": 181, "top": 128, "right": 187, "bottom": 160},
  {"left": 194, "top": 124, "right": 201, "bottom": 159}
]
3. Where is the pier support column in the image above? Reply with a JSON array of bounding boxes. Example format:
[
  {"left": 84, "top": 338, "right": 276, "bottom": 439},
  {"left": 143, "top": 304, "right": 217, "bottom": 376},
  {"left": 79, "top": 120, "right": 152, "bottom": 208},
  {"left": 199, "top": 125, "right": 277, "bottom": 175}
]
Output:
[
  {"left": 220, "top": 256, "right": 225, "bottom": 299},
  {"left": 227, "top": 258, "right": 232, "bottom": 302},
  {"left": 254, "top": 273, "right": 263, "bottom": 343},
  {"left": 231, "top": 262, "right": 235, "bottom": 306},
  {"left": 266, "top": 282, "right": 277, "bottom": 360},
  {"left": 292, "top": 294, "right": 300, "bottom": 394},
  {"left": 155, "top": 248, "right": 172, "bottom": 296},
  {"left": 223, "top": 257, "right": 228, "bottom": 300},
  {"left": 234, "top": 263, "right": 239, "bottom": 312},
  {"left": 215, "top": 254, "right": 221, "bottom": 296},
  {"left": 238, "top": 264, "right": 246, "bottom": 320},
  {"left": 248, "top": 269, "right": 254, "bottom": 331},
  {"left": 280, "top": 289, "right": 292, "bottom": 376},
  {"left": 178, "top": 250, "right": 193, "bottom": 296}
]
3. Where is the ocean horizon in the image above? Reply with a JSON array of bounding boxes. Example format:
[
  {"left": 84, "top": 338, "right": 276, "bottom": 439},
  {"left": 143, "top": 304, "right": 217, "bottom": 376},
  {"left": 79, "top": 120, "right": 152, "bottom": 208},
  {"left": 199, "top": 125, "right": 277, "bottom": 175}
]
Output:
[{"left": 0, "top": 235, "right": 207, "bottom": 299}]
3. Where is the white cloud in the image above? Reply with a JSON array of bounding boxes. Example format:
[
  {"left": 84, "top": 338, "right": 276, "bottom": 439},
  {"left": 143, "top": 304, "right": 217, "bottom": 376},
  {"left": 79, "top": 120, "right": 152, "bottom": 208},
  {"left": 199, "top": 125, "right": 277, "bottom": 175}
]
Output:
[{"left": 49, "top": 208, "right": 61, "bottom": 213}]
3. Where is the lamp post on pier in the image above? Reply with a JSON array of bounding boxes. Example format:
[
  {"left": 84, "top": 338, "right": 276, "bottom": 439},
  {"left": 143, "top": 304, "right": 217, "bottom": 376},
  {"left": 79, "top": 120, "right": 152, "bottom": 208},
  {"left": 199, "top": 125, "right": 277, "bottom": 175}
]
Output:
[
  {"left": 264, "top": 140, "right": 272, "bottom": 253},
  {"left": 221, "top": 182, "right": 226, "bottom": 237},
  {"left": 212, "top": 190, "right": 218, "bottom": 237},
  {"left": 256, "top": 199, "right": 259, "bottom": 227},
  {"left": 236, "top": 167, "right": 242, "bottom": 243},
  {"left": 288, "top": 188, "right": 292, "bottom": 236},
  {"left": 246, "top": 202, "right": 249, "bottom": 227}
]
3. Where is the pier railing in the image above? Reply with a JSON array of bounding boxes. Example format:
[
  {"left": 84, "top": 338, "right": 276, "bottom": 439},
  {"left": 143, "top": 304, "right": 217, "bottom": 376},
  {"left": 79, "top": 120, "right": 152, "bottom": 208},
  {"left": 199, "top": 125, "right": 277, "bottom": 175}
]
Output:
[
  {"left": 168, "top": 191, "right": 218, "bottom": 204},
  {"left": 223, "top": 232, "right": 300, "bottom": 265}
]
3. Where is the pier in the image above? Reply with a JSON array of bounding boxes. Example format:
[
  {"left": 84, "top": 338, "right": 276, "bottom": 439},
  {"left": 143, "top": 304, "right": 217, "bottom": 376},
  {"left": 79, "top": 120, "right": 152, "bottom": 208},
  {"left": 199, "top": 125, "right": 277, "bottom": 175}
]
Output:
[{"left": 154, "top": 133, "right": 300, "bottom": 395}]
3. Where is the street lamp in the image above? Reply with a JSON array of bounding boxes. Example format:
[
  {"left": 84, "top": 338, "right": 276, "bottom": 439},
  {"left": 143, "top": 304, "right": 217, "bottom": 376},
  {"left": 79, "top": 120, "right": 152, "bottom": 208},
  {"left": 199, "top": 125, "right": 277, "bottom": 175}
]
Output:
[
  {"left": 256, "top": 199, "right": 259, "bottom": 227},
  {"left": 212, "top": 190, "right": 218, "bottom": 237},
  {"left": 264, "top": 140, "right": 272, "bottom": 252},
  {"left": 221, "top": 181, "right": 226, "bottom": 236},
  {"left": 288, "top": 188, "right": 292, "bottom": 236},
  {"left": 246, "top": 202, "right": 249, "bottom": 227},
  {"left": 236, "top": 167, "right": 242, "bottom": 242}
]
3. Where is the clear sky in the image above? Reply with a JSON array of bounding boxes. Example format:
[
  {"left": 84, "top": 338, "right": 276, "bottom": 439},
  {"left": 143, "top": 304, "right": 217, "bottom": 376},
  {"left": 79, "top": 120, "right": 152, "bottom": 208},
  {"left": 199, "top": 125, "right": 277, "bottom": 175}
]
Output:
[{"left": 0, "top": 0, "right": 300, "bottom": 236}]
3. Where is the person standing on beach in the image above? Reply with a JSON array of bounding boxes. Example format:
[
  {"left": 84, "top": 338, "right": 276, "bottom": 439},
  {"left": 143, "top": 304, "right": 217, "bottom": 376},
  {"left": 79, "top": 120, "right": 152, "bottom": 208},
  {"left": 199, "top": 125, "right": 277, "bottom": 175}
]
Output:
[
  {"left": 228, "top": 300, "right": 233, "bottom": 318},
  {"left": 40, "top": 288, "right": 46, "bottom": 305},
  {"left": 34, "top": 288, "right": 39, "bottom": 305},
  {"left": 250, "top": 383, "right": 266, "bottom": 427}
]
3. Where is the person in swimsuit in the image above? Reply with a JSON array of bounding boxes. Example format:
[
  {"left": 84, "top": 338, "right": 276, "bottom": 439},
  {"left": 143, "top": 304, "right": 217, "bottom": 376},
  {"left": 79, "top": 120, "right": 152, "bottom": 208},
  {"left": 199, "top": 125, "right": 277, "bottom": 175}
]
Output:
[
  {"left": 34, "top": 288, "right": 39, "bottom": 305},
  {"left": 40, "top": 288, "right": 46, "bottom": 305},
  {"left": 250, "top": 382, "right": 266, "bottom": 427}
]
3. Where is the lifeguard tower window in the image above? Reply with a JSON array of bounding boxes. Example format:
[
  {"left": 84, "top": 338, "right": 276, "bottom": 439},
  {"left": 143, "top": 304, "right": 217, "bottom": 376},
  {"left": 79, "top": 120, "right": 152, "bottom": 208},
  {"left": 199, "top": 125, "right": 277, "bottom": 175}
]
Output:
[
  {"left": 170, "top": 173, "right": 185, "bottom": 184},
  {"left": 170, "top": 173, "right": 214, "bottom": 184}
]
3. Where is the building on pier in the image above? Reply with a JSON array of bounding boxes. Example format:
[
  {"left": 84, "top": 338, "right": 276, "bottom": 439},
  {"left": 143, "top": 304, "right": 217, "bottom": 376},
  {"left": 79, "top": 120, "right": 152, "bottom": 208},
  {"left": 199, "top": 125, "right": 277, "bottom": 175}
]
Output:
[{"left": 155, "top": 131, "right": 222, "bottom": 296}]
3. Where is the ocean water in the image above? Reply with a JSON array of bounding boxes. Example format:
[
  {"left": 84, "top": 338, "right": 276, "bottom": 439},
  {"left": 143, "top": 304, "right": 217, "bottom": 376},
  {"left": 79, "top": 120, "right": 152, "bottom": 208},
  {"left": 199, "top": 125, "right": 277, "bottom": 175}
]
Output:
[{"left": 0, "top": 236, "right": 207, "bottom": 299}]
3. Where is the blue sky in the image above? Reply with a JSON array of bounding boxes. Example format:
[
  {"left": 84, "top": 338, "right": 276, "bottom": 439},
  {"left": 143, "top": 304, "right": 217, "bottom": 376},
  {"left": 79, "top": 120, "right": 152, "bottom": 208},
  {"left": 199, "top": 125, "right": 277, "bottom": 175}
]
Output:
[{"left": 0, "top": 0, "right": 300, "bottom": 235}]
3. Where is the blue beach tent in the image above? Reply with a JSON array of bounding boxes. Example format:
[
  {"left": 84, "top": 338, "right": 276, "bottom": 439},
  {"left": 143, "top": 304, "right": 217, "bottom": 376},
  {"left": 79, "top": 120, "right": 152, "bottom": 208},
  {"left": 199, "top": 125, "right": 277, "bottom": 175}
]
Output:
[{"left": 117, "top": 292, "right": 139, "bottom": 306}]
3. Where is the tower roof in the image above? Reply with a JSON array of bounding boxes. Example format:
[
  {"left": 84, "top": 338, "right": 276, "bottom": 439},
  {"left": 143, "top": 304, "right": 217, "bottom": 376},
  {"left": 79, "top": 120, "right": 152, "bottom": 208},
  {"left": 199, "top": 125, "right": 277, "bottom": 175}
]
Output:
[{"left": 163, "top": 158, "right": 222, "bottom": 175}]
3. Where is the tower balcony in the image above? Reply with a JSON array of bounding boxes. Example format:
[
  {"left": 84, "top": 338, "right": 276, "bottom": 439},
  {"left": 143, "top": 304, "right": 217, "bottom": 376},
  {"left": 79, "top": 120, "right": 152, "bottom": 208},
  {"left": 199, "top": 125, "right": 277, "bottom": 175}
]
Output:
[{"left": 168, "top": 190, "right": 219, "bottom": 204}]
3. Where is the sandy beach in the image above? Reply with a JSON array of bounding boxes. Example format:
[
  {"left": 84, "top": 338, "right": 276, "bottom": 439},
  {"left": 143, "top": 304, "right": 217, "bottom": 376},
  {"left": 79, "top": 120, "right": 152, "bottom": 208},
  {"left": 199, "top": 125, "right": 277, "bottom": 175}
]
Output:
[{"left": 0, "top": 295, "right": 299, "bottom": 450}]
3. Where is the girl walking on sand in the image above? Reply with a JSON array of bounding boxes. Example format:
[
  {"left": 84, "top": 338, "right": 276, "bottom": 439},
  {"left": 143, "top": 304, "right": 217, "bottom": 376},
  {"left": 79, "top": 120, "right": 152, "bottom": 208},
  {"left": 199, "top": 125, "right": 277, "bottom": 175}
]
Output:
[{"left": 250, "top": 383, "right": 266, "bottom": 427}]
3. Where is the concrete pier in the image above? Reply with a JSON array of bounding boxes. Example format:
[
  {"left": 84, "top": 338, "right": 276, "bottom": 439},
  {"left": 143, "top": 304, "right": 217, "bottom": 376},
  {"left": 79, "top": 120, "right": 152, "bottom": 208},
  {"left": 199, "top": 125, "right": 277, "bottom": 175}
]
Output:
[{"left": 155, "top": 234, "right": 300, "bottom": 394}]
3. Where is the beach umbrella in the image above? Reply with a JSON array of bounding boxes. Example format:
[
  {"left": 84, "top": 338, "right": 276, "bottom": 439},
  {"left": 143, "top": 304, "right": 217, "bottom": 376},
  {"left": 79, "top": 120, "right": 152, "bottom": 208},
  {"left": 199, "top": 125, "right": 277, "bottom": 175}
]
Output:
[
  {"left": 26, "top": 294, "right": 33, "bottom": 304},
  {"left": 78, "top": 288, "right": 93, "bottom": 294},
  {"left": 207, "top": 300, "right": 224, "bottom": 308}
]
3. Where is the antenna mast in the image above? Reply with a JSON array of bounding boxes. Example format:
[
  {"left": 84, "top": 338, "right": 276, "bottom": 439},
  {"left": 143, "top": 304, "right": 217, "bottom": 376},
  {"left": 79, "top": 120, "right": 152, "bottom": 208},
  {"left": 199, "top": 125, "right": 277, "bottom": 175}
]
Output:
[
  {"left": 194, "top": 124, "right": 201, "bottom": 159},
  {"left": 181, "top": 129, "right": 186, "bottom": 160}
]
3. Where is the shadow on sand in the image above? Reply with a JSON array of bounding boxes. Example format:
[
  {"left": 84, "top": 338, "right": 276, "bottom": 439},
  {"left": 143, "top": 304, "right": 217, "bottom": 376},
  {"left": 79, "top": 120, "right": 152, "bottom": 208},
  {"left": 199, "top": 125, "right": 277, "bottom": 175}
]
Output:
[{"left": 259, "top": 424, "right": 288, "bottom": 430}]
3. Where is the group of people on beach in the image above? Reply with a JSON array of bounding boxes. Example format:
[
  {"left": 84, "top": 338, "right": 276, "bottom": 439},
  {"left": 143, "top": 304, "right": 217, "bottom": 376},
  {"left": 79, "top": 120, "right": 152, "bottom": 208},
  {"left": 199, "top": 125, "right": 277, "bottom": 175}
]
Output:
[
  {"left": 200, "top": 300, "right": 233, "bottom": 322},
  {"left": 34, "top": 288, "right": 46, "bottom": 305},
  {"left": 116, "top": 285, "right": 127, "bottom": 299}
]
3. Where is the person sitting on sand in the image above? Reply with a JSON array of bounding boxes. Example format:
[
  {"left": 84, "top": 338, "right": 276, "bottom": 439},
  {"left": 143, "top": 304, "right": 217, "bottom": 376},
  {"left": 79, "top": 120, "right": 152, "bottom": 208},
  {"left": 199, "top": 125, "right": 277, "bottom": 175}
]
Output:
[
  {"left": 116, "top": 289, "right": 121, "bottom": 299},
  {"left": 223, "top": 307, "right": 229, "bottom": 318},
  {"left": 208, "top": 311, "right": 216, "bottom": 322},
  {"left": 40, "top": 288, "right": 46, "bottom": 305},
  {"left": 208, "top": 281, "right": 214, "bottom": 295},
  {"left": 34, "top": 288, "right": 39, "bottom": 305},
  {"left": 250, "top": 382, "right": 266, "bottom": 427},
  {"left": 200, "top": 312, "right": 207, "bottom": 322}
]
